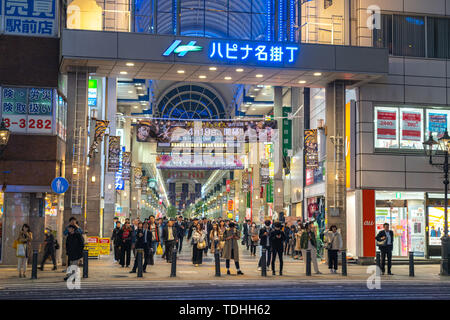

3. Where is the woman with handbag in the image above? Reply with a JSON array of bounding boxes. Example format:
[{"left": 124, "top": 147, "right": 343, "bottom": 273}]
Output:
[
  {"left": 192, "top": 223, "right": 207, "bottom": 266},
  {"left": 210, "top": 223, "right": 221, "bottom": 254},
  {"left": 249, "top": 223, "right": 259, "bottom": 256},
  {"left": 324, "top": 225, "right": 343, "bottom": 274},
  {"left": 223, "top": 222, "right": 244, "bottom": 275},
  {"left": 15, "top": 224, "right": 32, "bottom": 278},
  {"left": 294, "top": 224, "right": 304, "bottom": 260}
]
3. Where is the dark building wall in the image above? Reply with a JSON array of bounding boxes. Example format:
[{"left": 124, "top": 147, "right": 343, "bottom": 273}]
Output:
[{"left": 0, "top": 35, "right": 59, "bottom": 87}]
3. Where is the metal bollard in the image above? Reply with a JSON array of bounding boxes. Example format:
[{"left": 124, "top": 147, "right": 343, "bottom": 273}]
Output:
[
  {"left": 83, "top": 250, "right": 89, "bottom": 278},
  {"left": 376, "top": 251, "right": 381, "bottom": 270},
  {"left": 170, "top": 250, "right": 177, "bottom": 277},
  {"left": 409, "top": 251, "right": 414, "bottom": 277},
  {"left": 306, "top": 250, "right": 312, "bottom": 276},
  {"left": 341, "top": 250, "right": 347, "bottom": 276},
  {"left": 31, "top": 249, "right": 38, "bottom": 279},
  {"left": 137, "top": 249, "right": 143, "bottom": 278},
  {"left": 261, "top": 248, "right": 267, "bottom": 277},
  {"left": 214, "top": 242, "right": 221, "bottom": 277}
]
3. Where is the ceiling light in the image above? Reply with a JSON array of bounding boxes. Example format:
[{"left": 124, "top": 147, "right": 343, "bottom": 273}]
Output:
[
  {"left": 120, "top": 71, "right": 127, "bottom": 75},
  {"left": 133, "top": 106, "right": 138, "bottom": 109},
  {"left": 254, "top": 88, "right": 260, "bottom": 91},
  {"left": 298, "top": 80, "right": 307, "bottom": 84},
  {"left": 209, "top": 67, "right": 217, "bottom": 71},
  {"left": 224, "top": 76, "right": 232, "bottom": 80},
  {"left": 257, "top": 85, "right": 264, "bottom": 88},
  {"left": 126, "top": 62, "right": 135, "bottom": 67},
  {"left": 262, "top": 92, "right": 267, "bottom": 95},
  {"left": 236, "top": 68, "right": 244, "bottom": 72},
  {"left": 128, "top": 90, "right": 133, "bottom": 93},
  {"left": 255, "top": 74, "right": 263, "bottom": 78},
  {"left": 251, "top": 108, "right": 256, "bottom": 111},
  {"left": 177, "top": 70, "right": 185, "bottom": 74},
  {"left": 314, "top": 72, "right": 322, "bottom": 76},
  {"left": 199, "top": 75, "right": 206, "bottom": 79}
]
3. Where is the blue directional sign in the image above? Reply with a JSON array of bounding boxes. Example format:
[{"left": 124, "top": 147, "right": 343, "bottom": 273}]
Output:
[{"left": 51, "top": 177, "right": 69, "bottom": 194}]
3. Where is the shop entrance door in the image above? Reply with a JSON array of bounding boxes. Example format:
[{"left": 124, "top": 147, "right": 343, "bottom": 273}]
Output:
[{"left": 376, "top": 207, "right": 408, "bottom": 257}]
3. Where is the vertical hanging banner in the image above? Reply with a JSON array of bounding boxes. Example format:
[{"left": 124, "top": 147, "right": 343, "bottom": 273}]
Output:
[
  {"left": 401, "top": 110, "right": 421, "bottom": 141},
  {"left": 88, "top": 120, "right": 109, "bottom": 158},
  {"left": 282, "top": 106, "right": 292, "bottom": 158},
  {"left": 4, "top": 0, "right": 58, "bottom": 37},
  {"left": 107, "top": 136, "right": 120, "bottom": 172},
  {"left": 122, "top": 152, "right": 131, "bottom": 180},
  {"left": 376, "top": 110, "right": 396, "bottom": 140},
  {"left": 304, "top": 129, "right": 318, "bottom": 169},
  {"left": 226, "top": 180, "right": 231, "bottom": 193},
  {"left": 133, "top": 167, "right": 143, "bottom": 188},
  {"left": 141, "top": 176, "right": 149, "bottom": 194}
]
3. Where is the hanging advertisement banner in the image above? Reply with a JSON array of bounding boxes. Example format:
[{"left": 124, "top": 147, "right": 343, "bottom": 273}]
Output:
[
  {"left": 141, "top": 176, "right": 149, "bottom": 193},
  {"left": 133, "top": 167, "right": 143, "bottom": 188},
  {"left": 88, "top": 120, "right": 109, "bottom": 158},
  {"left": 376, "top": 110, "right": 396, "bottom": 140},
  {"left": 107, "top": 136, "right": 120, "bottom": 172},
  {"left": 228, "top": 199, "right": 234, "bottom": 211},
  {"left": 226, "top": 180, "right": 231, "bottom": 192},
  {"left": 282, "top": 106, "right": 292, "bottom": 158},
  {"left": 401, "top": 110, "right": 421, "bottom": 141},
  {"left": 429, "top": 113, "right": 447, "bottom": 138},
  {"left": 304, "top": 129, "right": 318, "bottom": 169},
  {"left": 122, "top": 152, "right": 131, "bottom": 180},
  {"left": 260, "top": 158, "right": 269, "bottom": 185},
  {"left": 242, "top": 169, "right": 249, "bottom": 193},
  {"left": 266, "top": 179, "right": 273, "bottom": 203}
]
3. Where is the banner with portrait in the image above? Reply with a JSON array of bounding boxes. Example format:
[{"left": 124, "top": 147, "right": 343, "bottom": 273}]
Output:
[
  {"left": 107, "top": 136, "right": 121, "bottom": 172},
  {"left": 122, "top": 152, "right": 131, "bottom": 180},
  {"left": 304, "top": 129, "right": 318, "bottom": 169},
  {"left": 133, "top": 167, "right": 143, "bottom": 188},
  {"left": 88, "top": 120, "right": 110, "bottom": 158},
  {"left": 141, "top": 176, "right": 149, "bottom": 193}
]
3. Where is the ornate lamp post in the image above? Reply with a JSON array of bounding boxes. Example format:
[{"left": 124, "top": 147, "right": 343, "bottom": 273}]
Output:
[
  {"left": 423, "top": 131, "right": 450, "bottom": 275},
  {"left": 0, "top": 120, "right": 11, "bottom": 157}
]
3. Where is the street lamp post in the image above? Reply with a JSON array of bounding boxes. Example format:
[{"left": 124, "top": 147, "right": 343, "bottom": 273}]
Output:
[
  {"left": 423, "top": 131, "right": 450, "bottom": 275},
  {"left": 0, "top": 119, "right": 11, "bottom": 157}
]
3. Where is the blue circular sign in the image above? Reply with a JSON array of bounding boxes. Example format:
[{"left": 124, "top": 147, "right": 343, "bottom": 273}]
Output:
[{"left": 51, "top": 177, "right": 69, "bottom": 194}]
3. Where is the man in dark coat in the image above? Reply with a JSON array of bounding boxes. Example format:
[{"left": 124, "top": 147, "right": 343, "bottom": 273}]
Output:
[
  {"left": 258, "top": 220, "right": 273, "bottom": 270},
  {"left": 175, "top": 215, "right": 186, "bottom": 253},
  {"left": 162, "top": 218, "right": 178, "bottom": 263},
  {"left": 270, "top": 222, "right": 286, "bottom": 275},
  {"left": 376, "top": 223, "right": 394, "bottom": 275},
  {"left": 130, "top": 222, "right": 152, "bottom": 273},
  {"left": 111, "top": 221, "right": 122, "bottom": 262},
  {"left": 39, "top": 228, "right": 57, "bottom": 271},
  {"left": 64, "top": 225, "right": 85, "bottom": 281}
]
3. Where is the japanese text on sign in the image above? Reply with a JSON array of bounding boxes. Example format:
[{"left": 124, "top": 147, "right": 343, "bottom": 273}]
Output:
[{"left": 209, "top": 41, "right": 299, "bottom": 64}]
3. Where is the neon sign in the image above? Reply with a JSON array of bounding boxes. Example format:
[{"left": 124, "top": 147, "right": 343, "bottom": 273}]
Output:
[
  {"left": 163, "top": 40, "right": 203, "bottom": 57},
  {"left": 209, "top": 41, "right": 299, "bottom": 64}
]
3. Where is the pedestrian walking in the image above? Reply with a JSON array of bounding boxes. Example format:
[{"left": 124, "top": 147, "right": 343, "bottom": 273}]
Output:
[
  {"left": 39, "top": 228, "right": 57, "bottom": 271},
  {"left": 324, "top": 225, "right": 343, "bottom": 273},
  {"left": 258, "top": 220, "right": 272, "bottom": 271},
  {"left": 249, "top": 223, "right": 259, "bottom": 256},
  {"left": 118, "top": 222, "right": 132, "bottom": 268},
  {"left": 209, "top": 222, "right": 222, "bottom": 255},
  {"left": 223, "top": 222, "right": 244, "bottom": 275},
  {"left": 376, "top": 223, "right": 394, "bottom": 275},
  {"left": 148, "top": 215, "right": 159, "bottom": 265},
  {"left": 242, "top": 219, "right": 250, "bottom": 250},
  {"left": 111, "top": 221, "right": 122, "bottom": 263},
  {"left": 270, "top": 222, "right": 286, "bottom": 275},
  {"left": 175, "top": 215, "right": 186, "bottom": 253},
  {"left": 287, "top": 225, "right": 296, "bottom": 257},
  {"left": 283, "top": 223, "right": 290, "bottom": 254},
  {"left": 64, "top": 225, "right": 84, "bottom": 281},
  {"left": 162, "top": 218, "right": 178, "bottom": 263},
  {"left": 130, "top": 222, "right": 152, "bottom": 273},
  {"left": 15, "top": 224, "right": 32, "bottom": 278},
  {"left": 300, "top": 222, "right": 322, "bottom": 274},
  {"left": 192, "top": 223, "right": 207, "bottom": 266},
  {"left": 294, "top": 224, "right": 303, "bottom": 259}
]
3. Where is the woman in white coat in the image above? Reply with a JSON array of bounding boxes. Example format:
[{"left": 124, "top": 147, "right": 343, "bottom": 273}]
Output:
[{"left": 324, "top": 225, "right": 343, "bottom": 274}]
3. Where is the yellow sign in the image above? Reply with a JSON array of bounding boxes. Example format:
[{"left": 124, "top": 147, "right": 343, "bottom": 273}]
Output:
[
  {"left": 98, "top": 238, "right": 111, "bottom": 255},
  {"left": 227, "top": 213, "right": 233, "bottom": 219},
  {"left": 228, "top": 200, "right": 234, "bottom": 211},
  {"left": 85, "top": 236, "right": 111, "bottom": 257}
]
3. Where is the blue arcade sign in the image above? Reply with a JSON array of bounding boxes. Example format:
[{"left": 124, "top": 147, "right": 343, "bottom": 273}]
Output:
[{"left": 51, "top": 177, "right": 69, "bottom": 194}]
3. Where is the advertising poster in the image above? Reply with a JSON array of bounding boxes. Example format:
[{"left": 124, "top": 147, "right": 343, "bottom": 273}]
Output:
[
  {"left": 241, "top": 169, "right": 249, "bottom": 193},
  {"left": 428, "top": 113, "right": 447, "bottom": 138},
  {"left": 428, "top": 207, "right": 450, "bottom": 246},
  {"left": 401, "top": 111, "right": 421, "bottom": 141},
  {"left": 98, "top": 238, "right": 111, "bottom": 256},
  {"left": 377, "top": 110, "right": 397, "bottom": 140},
  {"left": 88, "top": 120, "right": 109, "bottom": 158},
  {"left": 85, "top": 236, "right": 99, "bottom": 257},
  {"left": 133, "top": 167, "right": 143, "bottom": 188},
  {"left": 122, "top": 152, "right": 131, "bottom": 180},
  {"left": 260, "top": 158, "right": 269, "bottom": 185},
  {"left": 304, "top": 129, "right": 318, "bottom": 169},
  {"left": 107, "top": 136, "right": 120, "bottom": 172},
  {"left": 141, "top": 176, "right": 148, "bottom": 193}
]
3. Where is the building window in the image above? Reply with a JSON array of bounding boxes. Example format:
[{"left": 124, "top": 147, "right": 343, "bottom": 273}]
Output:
[
  {"left": 427, "top": 17, "right": 450, "bottom": 59},
  {"left": 373, "top": 14, "right": 392, "bottom": 54},
  {"left": 393, "top": 15, "right": 425, "bottom": 57}
]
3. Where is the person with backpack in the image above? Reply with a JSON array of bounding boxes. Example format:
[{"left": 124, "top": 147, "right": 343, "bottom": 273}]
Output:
[
  {"left": 39, "top": 228, "right": 57, "bottom": 271},
  {"left": 324, "top": 225, "right": 343, "bottom": 274}
]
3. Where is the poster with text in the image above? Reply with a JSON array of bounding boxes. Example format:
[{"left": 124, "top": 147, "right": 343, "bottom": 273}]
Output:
[
  {"left": 428, "top": 113, "right": 447, "bottom": 138},
  {"left": 107, "top": 136, "right": 120, "bottom": 172},
  {"left": 401, "top": 110, "right": 421, "bottom": 141},
  {"left": 304, "top": 129, "right": 318, "bottom": 169},
  {"left": 377, "top": 110, "right": 397, "bottom": 140},
  {"left": 122, "top": 152, "right": 131, "bottom": 180}
]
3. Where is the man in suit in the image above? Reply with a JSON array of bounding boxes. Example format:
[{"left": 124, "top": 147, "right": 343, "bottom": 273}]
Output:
[
  {"left": 175, "top": 215, "right": 186, "bottom": 253},
  {"left": 162, "top": 218, "right": 178, "bottom": 263},
  {"left": 376, "top": 223, "right": 394, "bottom": 275},
  {"left": 242, "top": 220, "right": 250, "bottom": 250}
]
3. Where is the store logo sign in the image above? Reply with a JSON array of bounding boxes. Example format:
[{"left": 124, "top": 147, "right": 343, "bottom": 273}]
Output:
[
  {"left": 163, "top": 40, "right": 203, "bottom": 57},
  {"left": 363, "top": 220, "right": 374, "bottom": 226}
]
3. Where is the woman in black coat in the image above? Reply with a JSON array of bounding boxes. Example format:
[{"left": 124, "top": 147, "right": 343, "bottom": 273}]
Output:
[{"left": 64, "top": 225, "right": 84, "bottom": 281}]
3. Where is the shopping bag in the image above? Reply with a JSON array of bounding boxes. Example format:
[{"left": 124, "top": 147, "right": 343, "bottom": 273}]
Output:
[
  {"left": 12, "top": 240, "right": 18, "bottom": 249},
  {"left": 16, "top": 244, "right": 26, "bottom": 258},
  {"left": 156, "top": 243, "right": 163, "bottom": 255}
]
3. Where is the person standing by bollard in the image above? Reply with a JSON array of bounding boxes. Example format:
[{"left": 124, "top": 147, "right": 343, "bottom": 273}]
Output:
[
  {"left": 249, "top": 223, "right": 259, "bottom": 257},
  {"left": 163, "top": 218, "right": 178, "bottom": 263},
  {"left": 294, "top": 224, "right": 304, "bottom": 260},
  {"left": 223, "top": 222, "right": 244, "bottom": 275},
  {"left": 175, "top": 215, "right": 186, "bottom": 254},
  {"left": 64, "top": 225, "right": 85, "bottom": 281},
  {"left": 258, "top": 220, "right": 272, "bottom": 271},
  {"left": 111, "top": 221, "right": 121, "bottom": 263},
  {"left": 118, "top": 222, "right": 133, "bottom": 268},
  {"left": 148, "top": 216, "right": 159, "bottom": 265},
  {"left": 15, "top": 224, "right": 32, "bottom": 278},
  {"left": 324, "top": 225, "right": 343, "bottom": 274},
  {"left": 39, "top": 228, "right": 57, "bottom": 271},
  {"left": 270, "top": 222, "right": 286, "bottom": 276},
  {"left": 300, "top": 222, "right": 322, "bottom": 274},
  {"left": 242, "top": 219, "right": 250, "bottom": 250},
  {"left": 376, "top": 223, "right": 394, "bottom": 275},
  {"left": 192, "top": 223, "right": 207, "bottom": 267},
  {"left": 130, "top": 222, "right": 148, "bottom": 273},
  {"left": 209, "top": 222, "right": 221, "bottom": 256}
]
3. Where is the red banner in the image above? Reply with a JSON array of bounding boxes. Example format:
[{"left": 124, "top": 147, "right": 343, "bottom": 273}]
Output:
[{"left": 377, "top": 111, "right": 396, "bottom": 140}]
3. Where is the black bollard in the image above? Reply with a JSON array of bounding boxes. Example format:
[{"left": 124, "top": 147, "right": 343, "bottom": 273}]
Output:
[
  {"left": 306, "top": 250, "right": 312, "bottom": 276},
  {"left": 170, "top": 250, "right": 177, "bottom": 277},
  {"left": 261, "top": 248, "right": 267, "bottom": 277},
  {"left": 31, "top": 249, "right": 38, "bottom": 279},
  {"left": 214, "top": 242, "right": 221, "bottom": 277},
  {"left": 341, "top": 250, "right": 347, "bottom": 276},
  {"left": 409, "top": 251, "right": 414, "bottom": 277},
  {"left": 137, "top": 249, "right": 143, "bottom": 278},
  {"left": 376, "top": 251, "right": 381, "bottom": 270},
  {"left": 83, "top": 249, "right": 89, "bottom": 278}
]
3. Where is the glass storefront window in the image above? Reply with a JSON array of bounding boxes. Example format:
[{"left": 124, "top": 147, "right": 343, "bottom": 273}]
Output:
[
  {"left": 374, "top": 106, "right": 399, "bottom": 149},
  {"left": 427, "top": 207, "right": 450, "bottom": 246},
  {"left": 375, "top": 191, "right": 425, "bottom": 257}
]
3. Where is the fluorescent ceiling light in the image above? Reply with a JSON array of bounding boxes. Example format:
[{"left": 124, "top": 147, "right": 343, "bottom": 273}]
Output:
[
  {"left": 128, "top": 90, "right": 133, "bottom": 93},
  {"left": 298, "top": 80, "right": 307, "bottom": 84},
  {"left": 177, "top": 70, "right": 185, "bottom": 74},
  {"left": 314, "top": 72, "right": 322, "bottom": 76},
  {"left": 126, "top": 62, "right": 135, "bottom": 67},
  {"left": 224, "top": 76, "right": 232, "bottom": 80},
  {"left": 236, "top": 68, "right": 244, "bottom": 72},
  {"left": 209, "top": 67, "right": 217, "bottom": 71},
  {"left": 120, "top": 71, "right": 128, "bottom": 75},
  {"left": 255, "top": 74, "right": 263, "bottom": 78},
  {"left": 199, "top": 75, "right": 207, "bottom": 79}
]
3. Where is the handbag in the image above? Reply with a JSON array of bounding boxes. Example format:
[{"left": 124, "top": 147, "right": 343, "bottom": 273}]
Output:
[
  {"left": 377, "top": 239, "right": 387, "bottom": 246},
  {"left": 16, "top": 244, "right": 26, "bottom": 258},
  {"left": 54, "top": 240, "right": 60, "bottom": 250},
  {"left": 12, "top": 240, "right": 18, "bottom": 249},
  {"left": 326, "top": 233, "right": 336, "bottom": 250},
  {"left": 197, "top": 240, "right": 206, "bottom": 250},
  {"left": 219, "top": 240, "right": 225, "bottom": 249},
  {"left": 251, "top": 235, "right": 259, "bottom": 242},
  {"left": 156, "top": 243, "right": 163, "bottom": 255}
]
